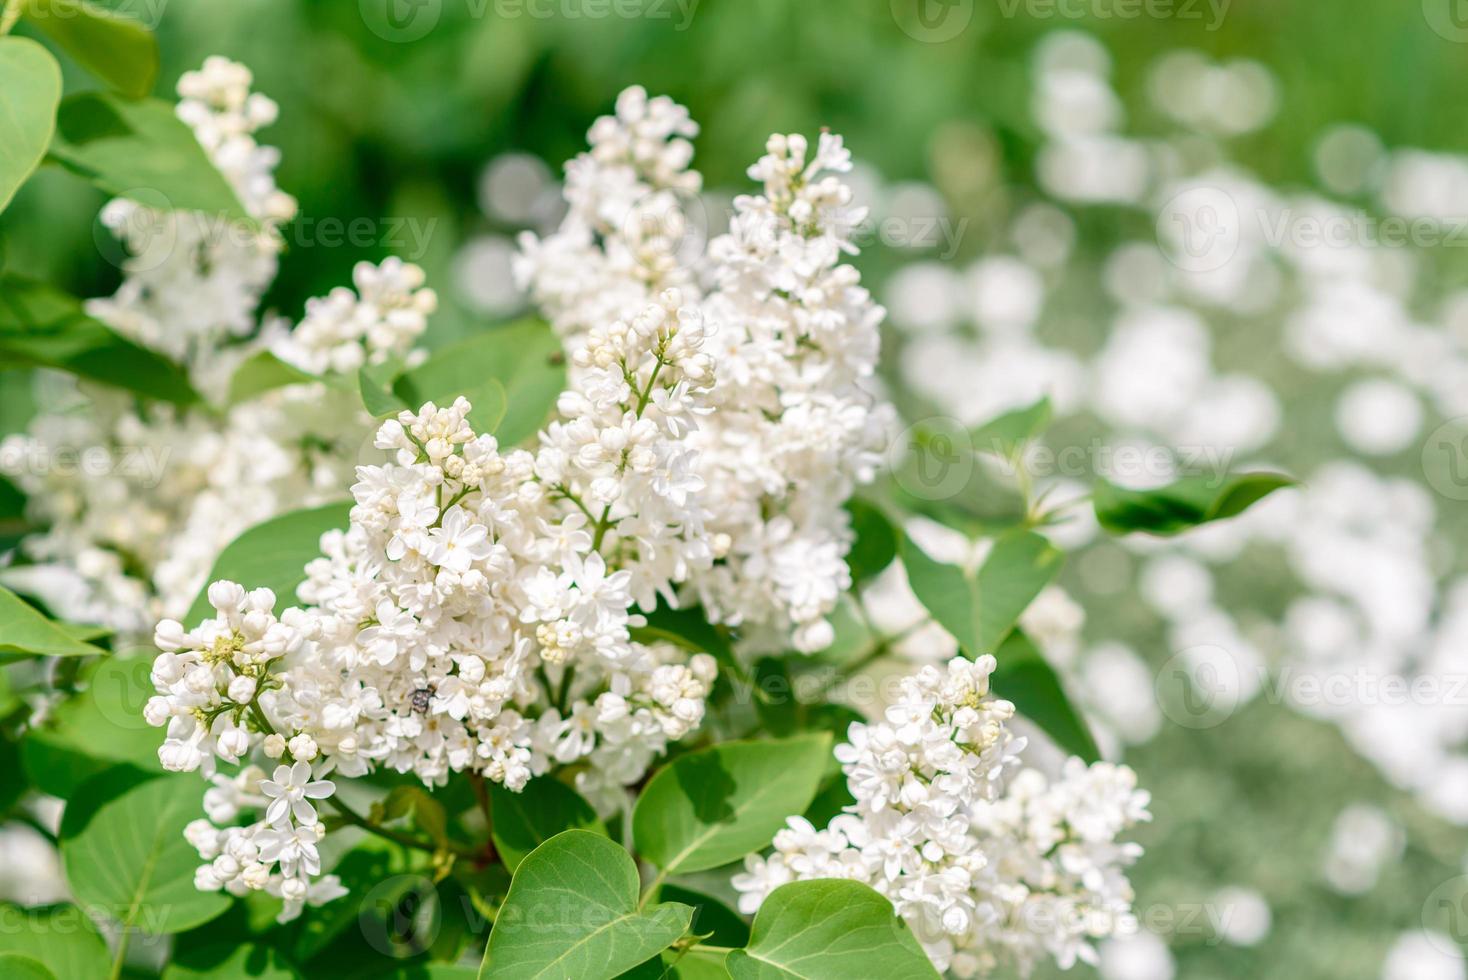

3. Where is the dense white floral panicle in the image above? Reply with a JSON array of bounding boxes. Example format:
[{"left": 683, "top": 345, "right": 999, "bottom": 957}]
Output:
[
  {"left": 152, "top": 289, "right": 720, "bottom": 906},
  {"left": 87, "top": 57, "right": 297, "bottom": 372},
  {"left": 268, "top": 258, "right": 438, "bottom": 375},
  {"left": 732, "top": 656, "right": 1151, "bottom": 978},
  {"left": 689, "top": 130, "right": 894, "bottom": 652},
  {"left": 521, "top": 90, "right": 894, "bottom": 654},
  {"left": 516, "top": 86, "right": 703, "bottom": 339}
]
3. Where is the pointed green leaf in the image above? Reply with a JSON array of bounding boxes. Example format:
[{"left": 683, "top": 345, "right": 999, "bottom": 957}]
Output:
[
  {"left": 227, "top": 350, "right": 318, "bottom": 405},
  {"left": 490, "top": 776, "right": 606, "bottom": 872},
  {"left": 0, "top": 955, "right": 57, "bottom": 980},
  {"left": 1093, "top": 471, "right": 1296, "bottom": 536},
  {"left": 163, "top": 943, "right": 300, "bottom": 980},
  {"left": 392, "top": 319, "right": 565, "bottom": 446},
  {"left": 0, "top": 275, "right": 200, "bottom": 405},
  {"left": 633, "top": 734, "right": 831, "bottom": 875},
  {"left": 970, "top": 396, "right": 1051, "bottom": 460},
  {"left": 993, "top": 630, "right": 1098, "bottom": 762},
  {"left": 900, "top": 529, "right": 1062, "bottom": 657},
  {"left": 844, "top": 498, "right": 897, "bottom": 587},
  {"left": 61, "top": 768, "right": 232, "bottom": 933},
  {"left": 0, "top": 37, "right": 61, "bottom": 213},
  {"left": 20, "top": 0, "right": 158, "bottom": 98},
  {"left": 725, "top": 880, "right": 940, "bottom": 980},
  {"left": 0, "top": 584, "right": 106, "bottom": 660},
  {"left": 49, "top": 92, "right": 250, "bottom": 220},
  {"left": 479, "top": 830, "right": 692, "bottom": 980},
  {"left": 185, "top": 501, "right": 352, "bottom": 621}
]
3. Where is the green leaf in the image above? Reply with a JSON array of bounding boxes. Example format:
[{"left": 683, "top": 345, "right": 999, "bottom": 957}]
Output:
[
  {"left": 32, "top": 654, "right": 163, "bottom": 773},
  {"left": 0, "top": 275, "right": 199, "bottom": 405},
  {"left": 393, "top": 319, "right": 565, "bottom": 445},
  {"left": 395, "top": 371, "right": 507, "bottom": 435},
  {"left": 360, "top": 361, "right": 410, "bottom": 418},
  {"left": 48, "top": 92, "right": 250, "bottom": 220},
  {"left": 185, "top": 501, "right": 352, "bottom": 622},
  {"left": 0, "top": 905, "right": 110, "bottom": 978},
  {"left": 969, "top": 396, "right": 1051, "bottom": 460},
  {"left": 227, "top": 350, "right": 318, "bottom": 404},
  {"left": 0, "top": 584, "right": 106, "bottom": 660},
  {"left": 1093, "top": 471, "right": 1296, "bottom": 536},
  {"left": 633, "top": 734, "right": 832, "bottom": 875},
  {"left": 900, "top": 529, "right": 1062, "bottom": 657},
  {"left": 490, "top": 776, "right": 606, "bottom": 872},
  {"left": 630, "top": 604, "right": 745, "bottom": 684},
  {"left": 992, "top": 630, "right": 1099, "bottom": 763},
  {"left": 844, "top": 498, "right": 896, "bottom": 587},
  {"left": 61, "top": 768, "right": 232, "bottom": 933},
  {"left": 164, "top": 943, "right": 300, "bottom": 980},
  {"left": 725, "top": 880, "right": 940, "bottom": 980},
  {"left": 0, "top": 954, "right": 57, "bottom": 980},
  {"left": 20, "top": 0, "right": 158, "bottom": 98},
  {"left": 479, "top": 830, "right": 693, "bottom": 980},
  {"left": 0, "top": 37, "right": 60, "bottom": 214}
]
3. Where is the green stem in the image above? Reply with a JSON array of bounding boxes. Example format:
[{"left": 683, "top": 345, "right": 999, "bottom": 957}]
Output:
[
  {"left": 328, "top": 796, "right": 476, "bottom": 858},
  {"left": 107, "top": 926, "right": 130, "bottom": 980}
]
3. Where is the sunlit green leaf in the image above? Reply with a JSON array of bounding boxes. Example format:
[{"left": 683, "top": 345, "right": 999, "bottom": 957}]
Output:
[
  {"left": 633, "top": 734, "right": 831, "bottom": 874},
  {"left": 479, "top": 830, "right": 692, "bottom": 980},
  {"left": 0, "top": 37, "right": 60, "bottom": 213},
  {"left": 185, "top": 501, "right": 352, "bottom": 621},
  {"left": 21, "top": 0, "right": 158, "bottom": 98},
  {"left": 725, "top": 879, "right": 940, "bottom": 980}
]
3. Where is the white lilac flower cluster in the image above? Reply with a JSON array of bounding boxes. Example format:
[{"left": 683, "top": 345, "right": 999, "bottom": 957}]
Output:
[
  {"left": 87, "top": 56, "right": 298, "bottom": 375},
  {"left": 733, "top": 656, "right": 1152, "bottom": 978},
  {"left": 0, "top": 60, "right": 435, "bottom": 636},
  {"left": 149, "top": 293, "right": 720, "bottom": 908},
  {"left": 519, "top": 87, "right": 894, "bottom": 653}
]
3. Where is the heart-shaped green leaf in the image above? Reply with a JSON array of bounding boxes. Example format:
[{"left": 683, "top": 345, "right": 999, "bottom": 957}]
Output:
[
  {"left": 901, "top": 528, "right": 1062, "bottom": 657},
  {"left": 185, "top": 501, "right": 352, "bottom": 621},
  {"left": 633, "top": 733, "right": 831, "bottom": 875},
  {"left": 61, "top": 768, "right": 232, "bottom": 934},
  {"left": 725, "top": 879, "right": 940, "bottom": 980},
  {"left": 478, "top": 830, "right": 692, "bottom": 980}
]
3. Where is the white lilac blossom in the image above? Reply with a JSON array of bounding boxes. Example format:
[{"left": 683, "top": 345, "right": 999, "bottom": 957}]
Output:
[
  {"left": 150, "top": 294, "right": 720, "bottom": 907},
  {"left": 148, "top": 86, "right": 898, "bottom": 922},
  {"left": 732, "top": 656, "right": 1152, "bottom": 977},
  {"left": 519, "top": 88, "right": 894, "bottom": 653},
  {"left": 0, "top": 59, "right": 436, "bottom": 636}
]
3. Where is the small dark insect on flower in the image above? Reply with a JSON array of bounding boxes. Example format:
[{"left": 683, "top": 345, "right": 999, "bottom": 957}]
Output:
[{"left": 410, "top": 687, "right": 434, "bottom": 713}]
